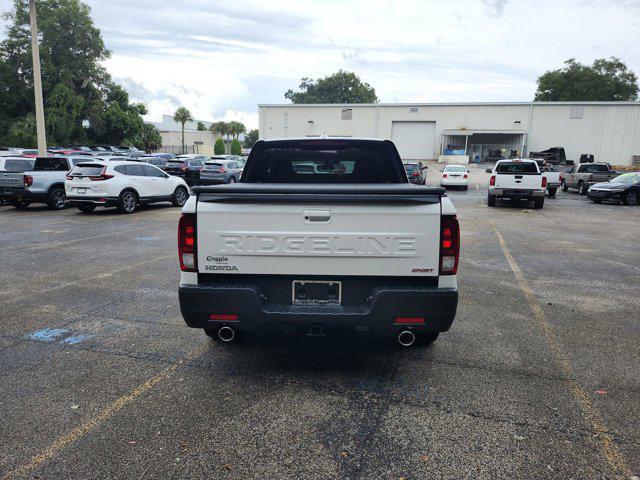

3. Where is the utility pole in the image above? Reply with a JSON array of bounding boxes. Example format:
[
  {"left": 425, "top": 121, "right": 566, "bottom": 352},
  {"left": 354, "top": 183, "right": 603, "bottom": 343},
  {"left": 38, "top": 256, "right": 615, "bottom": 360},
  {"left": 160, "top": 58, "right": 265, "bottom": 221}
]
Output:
[{"left": 29, "top": 0, "right": 47, "bottom": 156}]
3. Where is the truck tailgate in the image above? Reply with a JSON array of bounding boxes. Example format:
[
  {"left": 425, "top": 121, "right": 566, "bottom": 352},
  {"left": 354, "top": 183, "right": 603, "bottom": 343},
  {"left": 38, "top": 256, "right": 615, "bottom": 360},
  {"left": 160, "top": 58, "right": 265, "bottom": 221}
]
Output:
[
  {"left": 195, "top": 184, "right": 443, "bottom": 277},
  {"left": 495, "top": 173, "right": 543, "bottom": 189},
  {"left": 0, "top": 172, "right": 24, "bottom": 190}
]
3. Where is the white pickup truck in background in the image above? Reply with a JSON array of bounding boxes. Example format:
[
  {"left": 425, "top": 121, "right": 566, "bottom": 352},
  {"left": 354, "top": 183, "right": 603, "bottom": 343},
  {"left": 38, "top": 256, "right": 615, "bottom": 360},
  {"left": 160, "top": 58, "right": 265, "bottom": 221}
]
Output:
[
  {"left": 178, "top": 138, "right": 460, "bottom": 348},
  {"left": 486, "top": 159, "right": 546, "bottom": 209}
]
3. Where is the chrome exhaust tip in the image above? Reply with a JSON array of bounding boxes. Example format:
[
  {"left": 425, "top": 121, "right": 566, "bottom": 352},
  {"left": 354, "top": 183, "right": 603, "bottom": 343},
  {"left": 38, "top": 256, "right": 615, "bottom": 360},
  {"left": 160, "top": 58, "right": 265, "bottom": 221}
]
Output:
[
  {"left": 218, "top": 326, "right": 236, "bottom": 343},
  {"left": 397, "top": 330, "right": 416, "bottom": 347}
]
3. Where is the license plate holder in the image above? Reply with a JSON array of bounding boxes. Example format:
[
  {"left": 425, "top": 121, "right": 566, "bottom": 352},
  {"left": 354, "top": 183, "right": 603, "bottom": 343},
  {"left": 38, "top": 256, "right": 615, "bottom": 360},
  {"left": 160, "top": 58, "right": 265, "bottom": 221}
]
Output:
[
  {"left": 77, "top": 188, "right": 87, "bottom": 194},
  {"left": 292, "top": 280, "right": 341, "bottom": 305}
]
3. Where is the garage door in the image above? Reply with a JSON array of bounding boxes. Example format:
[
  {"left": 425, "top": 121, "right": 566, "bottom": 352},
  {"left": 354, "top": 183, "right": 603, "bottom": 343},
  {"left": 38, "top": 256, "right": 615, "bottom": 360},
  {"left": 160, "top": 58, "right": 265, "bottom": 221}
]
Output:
[{"left": 391, "top": 121, "right": 436, "bottom": 160}]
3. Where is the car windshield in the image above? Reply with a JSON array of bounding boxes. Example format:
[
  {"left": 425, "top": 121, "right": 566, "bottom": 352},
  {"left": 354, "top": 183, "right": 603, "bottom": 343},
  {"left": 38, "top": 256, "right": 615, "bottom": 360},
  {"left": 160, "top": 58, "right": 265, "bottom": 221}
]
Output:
[
  {"left": 445, "top": 166, "right": 466, "bottom": 172},
  {"left": 610, "top": 173, "right": 640, "bottom": 184}
]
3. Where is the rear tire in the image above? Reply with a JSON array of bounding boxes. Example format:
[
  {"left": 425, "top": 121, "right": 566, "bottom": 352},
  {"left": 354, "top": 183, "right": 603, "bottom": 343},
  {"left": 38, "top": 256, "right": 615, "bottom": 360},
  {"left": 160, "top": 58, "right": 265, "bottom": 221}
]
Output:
[
  {"left": 47, "top": 187, "right": 66, "bottom": 210},
  {"left": 77, "top": 203, "right": 96, "bottom": 213},
  {"left": 487, "top": 193, "right": 496, "bottom": 207},
  {"left": 533, "top": 198, "right": 544, "bottom": 209},
  {"left": 171, "top": 186, "right": 189, "bottom": 207},
  {"left": 591, "top": 199, "right": 602, "bottom": 204},
  {"left": 12, "top": 198, "right": 31, "bottom": 209},
  {"left": 227, "top": 177, "right": 236, "bottom": 184},
  {"left": 579, "top": 181, "right": 588, "bottom": 195},
  {"left": 623, "top": 190, "right": 639, "bottom": 206},
  {"left": 547, "top": 187, "right": 557, "bottom": 197},
  {"left": 117, "top": 190, "right": 138, "bottom": 214},
  {"left": 415, "top": 332, "right": 439, "bottom": 347}
]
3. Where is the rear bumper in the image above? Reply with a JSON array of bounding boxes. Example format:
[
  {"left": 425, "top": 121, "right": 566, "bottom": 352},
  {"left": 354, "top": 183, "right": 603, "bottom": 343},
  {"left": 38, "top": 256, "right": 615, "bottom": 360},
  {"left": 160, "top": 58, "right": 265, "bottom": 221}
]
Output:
[
  {"left": 489, "top": 188, "right": 545, "bottom": 199},
  {"left": 179, "top": 282, "right": 458, "bottom": 337},
  {"left": 67, "top": 195, "right": 119, "bottom": 206},
  {"left": 587, "top": 190, "right": 623, "bottom": 201},
  {"left": 198, "top": 177, "right": 226, "bottom": 185},
  {"left": 0, "top": 188, "right": 46, "bottom": 202}
]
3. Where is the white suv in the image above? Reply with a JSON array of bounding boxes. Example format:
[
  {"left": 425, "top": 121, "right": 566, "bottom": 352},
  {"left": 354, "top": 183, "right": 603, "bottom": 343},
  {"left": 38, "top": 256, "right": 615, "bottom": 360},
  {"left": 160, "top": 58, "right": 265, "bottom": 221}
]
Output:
[{"left": 65, "top": 160, "right": 189, "bottom": 214}]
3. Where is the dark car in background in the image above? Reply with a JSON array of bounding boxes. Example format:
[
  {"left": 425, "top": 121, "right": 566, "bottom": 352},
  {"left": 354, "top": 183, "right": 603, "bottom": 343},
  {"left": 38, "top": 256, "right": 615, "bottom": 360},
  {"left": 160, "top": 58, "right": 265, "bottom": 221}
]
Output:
[
  {"left": 198, "top": 158, "right": 244, "bottom": 185},
  {"left": 404, "top": 162, "right": 426, "bottom": 184},
  {"left": 162, "top": 155, "right": 207, "bottom": 186},
  {"left": 139, "top": 155, "right": 169, "bottom": 167},
  {"left": 587, "top": 172, "right": 640, "bottom": 205}
]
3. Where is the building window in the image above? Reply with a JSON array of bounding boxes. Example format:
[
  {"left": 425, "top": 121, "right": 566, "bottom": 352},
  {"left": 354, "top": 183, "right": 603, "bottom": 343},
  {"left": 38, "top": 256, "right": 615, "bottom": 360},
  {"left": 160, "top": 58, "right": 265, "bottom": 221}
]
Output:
[
  {"left": 409, "top": 107, "right": 419, "bottom": 113},
  {"left": 341, "top": 108, "right": 353, "bottom": 120},
  {"left": 570, "top": 106, "right": 584, "bottom": 119}
]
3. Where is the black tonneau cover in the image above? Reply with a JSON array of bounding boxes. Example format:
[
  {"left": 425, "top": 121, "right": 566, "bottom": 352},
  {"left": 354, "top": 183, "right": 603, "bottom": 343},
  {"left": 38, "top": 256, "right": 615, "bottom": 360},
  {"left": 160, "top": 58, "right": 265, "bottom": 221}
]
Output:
[{"left": 194, "top": 183, "right": 446, "bottom": 204}]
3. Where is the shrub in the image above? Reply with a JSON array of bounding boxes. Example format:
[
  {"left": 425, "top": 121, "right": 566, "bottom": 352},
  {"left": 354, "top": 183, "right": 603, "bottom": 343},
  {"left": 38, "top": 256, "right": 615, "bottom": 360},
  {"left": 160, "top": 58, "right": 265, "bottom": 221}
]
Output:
[
  {"left": 214, "top": 138, "right": 225, "bottom": 154},
  {"left": 230, "top": 138, "right": 242, "bottom": 155}
]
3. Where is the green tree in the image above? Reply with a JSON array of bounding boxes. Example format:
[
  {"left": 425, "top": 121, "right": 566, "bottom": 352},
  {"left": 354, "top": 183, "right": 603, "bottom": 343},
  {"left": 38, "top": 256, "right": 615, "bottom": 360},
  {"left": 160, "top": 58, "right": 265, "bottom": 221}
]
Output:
[
  {"left": 139, "top": 123, "right": 162, "bottom": 151},
  {"left": 244, "top": 129, "right": 259, "bottom": 149},
  {"left": 196, "top": 121, "right": 207, "bottom": 131},
  {"left": 173, "top": 106, "right": 193, "bottom": 154},
  {"left": 0, "top": 0, "right": 151, "bottom": 147},
  {"left": 214, "top": 137, "right": 225, "bottom": 155},
  {"left": 285, "top": 70, "right": 378, "bottom": 103},
  {"left": 228, "top": 120, "right": 246, "bottom": 139},
  {"left": 535, "top": 57, "right": 639, "bottom": 101},
  {"left": 230, "top": 138, "right": 242, "bottom": 155},
  {"left": 9, "top": 113, "right": 37, "bottom": 147}
]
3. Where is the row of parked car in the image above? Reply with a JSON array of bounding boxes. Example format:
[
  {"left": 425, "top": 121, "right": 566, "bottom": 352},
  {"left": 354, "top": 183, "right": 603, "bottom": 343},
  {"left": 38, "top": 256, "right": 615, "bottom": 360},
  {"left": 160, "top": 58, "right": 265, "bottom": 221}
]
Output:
[{"left": 0, "top": 148, "right": 248, "bottom": 214}]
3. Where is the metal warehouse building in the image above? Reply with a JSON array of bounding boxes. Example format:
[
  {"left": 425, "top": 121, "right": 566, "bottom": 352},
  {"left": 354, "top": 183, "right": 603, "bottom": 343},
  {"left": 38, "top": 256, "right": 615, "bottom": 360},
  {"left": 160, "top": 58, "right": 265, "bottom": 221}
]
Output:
[{"left": 258, "top": 102, "right": 640, "bottom": 166}]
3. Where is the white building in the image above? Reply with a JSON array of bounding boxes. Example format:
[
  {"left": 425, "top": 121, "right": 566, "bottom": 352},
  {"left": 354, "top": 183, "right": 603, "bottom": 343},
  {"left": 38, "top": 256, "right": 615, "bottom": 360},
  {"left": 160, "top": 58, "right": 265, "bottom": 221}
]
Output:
[{"left": 258, "top": 102, "right": 640, "bottom": 166}]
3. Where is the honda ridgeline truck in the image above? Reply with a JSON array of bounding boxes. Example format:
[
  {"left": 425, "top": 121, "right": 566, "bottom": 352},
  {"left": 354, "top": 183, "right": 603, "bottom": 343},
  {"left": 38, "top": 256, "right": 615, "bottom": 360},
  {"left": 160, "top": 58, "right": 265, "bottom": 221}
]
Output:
[{"left": 177, "top": 138, "right": 460, "bottom": 347}]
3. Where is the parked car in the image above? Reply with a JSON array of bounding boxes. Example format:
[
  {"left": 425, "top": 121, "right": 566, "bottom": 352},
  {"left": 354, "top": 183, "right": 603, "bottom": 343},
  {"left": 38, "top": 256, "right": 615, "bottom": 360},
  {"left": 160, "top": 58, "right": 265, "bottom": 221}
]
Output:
[
  {"left": 65, "top": 160, "right": 189, "bottom": 214},
  {"left": 178, "top": 138, "right": 459, "bottom": 347},
  {"left": 404, "top": 163, "right": 426, "bottom": 184},
  {"left": 486, "top": 159, "right": 546, "bottom": 209},
  {"left": 198, "top": 158, "right": 244, "bottom": 185},
  {"left": 440, "top": 165, "right": 469, "bottom": 189},
  {"left": 533, "top": 159, "right": 562, "bottom": 196},
  {"left": 0, "top": 156, "right": 87, "bottom": 209},
  {"left": 162, "top": 156, "right": 207, "bottom": 186},
  {"left": 562, "top": 163, "right": 619, "bottom": 195},
  {"left": 139, "top": 155, "right": 168, "bottom": 167},
  {"left": 587, "top": 172, "right": 640, "bottom": 205},
  {"left": 149, "top": 153, "right": 176, "bottom": 161}
]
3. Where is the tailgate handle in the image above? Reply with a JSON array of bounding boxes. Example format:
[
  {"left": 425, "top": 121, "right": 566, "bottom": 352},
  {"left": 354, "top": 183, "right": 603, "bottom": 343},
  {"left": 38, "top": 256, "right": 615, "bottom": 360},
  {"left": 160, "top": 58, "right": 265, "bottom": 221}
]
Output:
[
  {"left": 303, "top": 210, "right": 332, "bottom": 223},
  {"left": 515, "top": 175, "right": 523, "bottom": 179}
]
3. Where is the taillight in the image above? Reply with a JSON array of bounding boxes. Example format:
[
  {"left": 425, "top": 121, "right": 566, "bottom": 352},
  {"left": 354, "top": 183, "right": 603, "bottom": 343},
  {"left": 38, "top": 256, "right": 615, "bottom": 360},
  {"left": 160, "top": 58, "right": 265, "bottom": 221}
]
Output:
[
  {"left": 178, "top": 213, "right": 197, "bottom": 272},
  {"left": 541, "top": 176, "right": 547, "bottom": 188},
  {"left": 411, "top": 171, "right": 420, "bottom": 177},
  {"left": 24, "top": 175, "right": 33, "bottom": 187},
  {"left": 489, "top": 175, "right": 495, "bottom": 186},
  {"left": 219, "top": 167, "right": 226, "bottom": 173},
  {"left": 66, "top": 174, "right": 73, "bottom": 180},
  {"left": 89, "top": 167, "right": 114, "bottom": 181},
  {"left": 442, "top": 173, "right": 448, "bottom": 178},
  {"left": 463, "top": 174, "right": 468, "bottom": 179},
  {"left": 440, "top": 216, "right": 460, "bottom": 275},
  {"left": 181, "top": 165, "right": 189, "bottom": 171},
  {"left": 559, "top": 174, "right": 564, "bottom": 181}
]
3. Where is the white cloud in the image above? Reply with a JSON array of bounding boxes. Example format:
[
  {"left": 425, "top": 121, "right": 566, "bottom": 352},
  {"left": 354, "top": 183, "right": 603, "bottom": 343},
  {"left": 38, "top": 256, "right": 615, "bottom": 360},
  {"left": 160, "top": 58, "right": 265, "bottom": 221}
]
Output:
[{"left": 1, "top": 0, "right": 638, "bottom": 132}]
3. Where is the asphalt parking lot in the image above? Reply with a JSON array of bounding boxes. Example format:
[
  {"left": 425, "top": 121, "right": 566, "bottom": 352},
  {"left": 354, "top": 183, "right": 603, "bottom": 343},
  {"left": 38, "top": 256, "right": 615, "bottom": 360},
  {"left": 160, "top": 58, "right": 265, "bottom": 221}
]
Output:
[{"left": 1, "top": 170, "right": 638, "bottom": 480}]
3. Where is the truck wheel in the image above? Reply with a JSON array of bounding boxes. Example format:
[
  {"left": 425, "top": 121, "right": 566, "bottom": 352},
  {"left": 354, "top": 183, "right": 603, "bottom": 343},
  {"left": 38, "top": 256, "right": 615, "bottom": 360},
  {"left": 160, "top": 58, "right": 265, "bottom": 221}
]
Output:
[
  {"left": 171, "top": 186, "right": 189, "bottom": 207},
  {"left": 117, "top": 190, "right": 138, "bottom": 214},
  {"left": 578, "top": 181, "right": 588, "bottom": 195},
  {"left": 487, "top": 193, "right": 496, "bottom": 207},
  {"left": 533, "top": 198, "right": 545, "bottom": 209},
  {"left": 47, "top": 187, "right": 67, "bottom": 210},
  {"left": 547, "top": 187, "right": 557, "bottom": 197},
  {"left": 77, "top": 203, "right": 96, "bottom": 213},
  {"left": 623, "top": 190, "right": 639, "bottom": 206},
  {"left": 227, "top": 177, "right": 236, "bottom": 184},
  {"left": 561, "top": 181, "right": 568, "bottom": 192},
  {"left": 12, "top": 198, "right": 31, "bottom": 209}
]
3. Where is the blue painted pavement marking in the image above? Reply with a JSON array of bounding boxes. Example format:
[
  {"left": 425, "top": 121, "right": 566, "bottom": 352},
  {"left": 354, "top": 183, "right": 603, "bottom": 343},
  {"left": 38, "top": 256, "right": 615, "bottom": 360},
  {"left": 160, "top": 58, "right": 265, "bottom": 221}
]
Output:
[{"left": 27, "top": 328, "right": 93, "bottom": 345}]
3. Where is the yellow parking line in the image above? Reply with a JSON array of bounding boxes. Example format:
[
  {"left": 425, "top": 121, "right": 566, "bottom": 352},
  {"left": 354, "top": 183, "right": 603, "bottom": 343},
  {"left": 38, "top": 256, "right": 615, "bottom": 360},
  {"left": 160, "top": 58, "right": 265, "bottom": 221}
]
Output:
[
  {"left": 495, "top": 229, "right": 633, "bottom": 478},
  {"left": 2, "top": 342, "right": 209, "bottom": 480}
]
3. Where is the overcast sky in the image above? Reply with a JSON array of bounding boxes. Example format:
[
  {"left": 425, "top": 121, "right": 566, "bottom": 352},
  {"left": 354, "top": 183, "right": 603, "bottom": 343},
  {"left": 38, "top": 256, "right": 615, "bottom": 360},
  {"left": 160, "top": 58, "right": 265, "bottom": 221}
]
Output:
[{"left": 1, "top": 0, "right": 639, "bottom": 129}]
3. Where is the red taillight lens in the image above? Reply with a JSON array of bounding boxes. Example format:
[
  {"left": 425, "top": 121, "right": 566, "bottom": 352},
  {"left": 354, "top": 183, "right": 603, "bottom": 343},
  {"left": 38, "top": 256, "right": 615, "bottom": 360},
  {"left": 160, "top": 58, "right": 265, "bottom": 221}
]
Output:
[
  {"left": 440, "top": 215, "right": 460, "bottom": 275},
  {"left": 219, "top": 167, "right": 226, "bottom": 173},
  {"left": 489, "top": 175, "right": 495, "bottom": 186},
  {"left": 463, "top": 174, "right": 468, "bottom": 179},
  {"left": 411, "top": 171, "right": 420, "bottom": 177},
  {"left": 24, "top": 175, "right": 33, "bottom": 187},
  {"left": 178, "top": 213, "right": 197, "bottom": 272},
  {"left": 442, "top": 173, "right": 448, "bottom": 178},
  {"left": 89, "top": 167, "right": 114, "bottom": 181},
  {"left": 181, "top": 165, "right": 189, "bottom": 171},
  {"left": 395, "top": 317, "right": 425, "bottom": 324},
  {"left": 66, "top": 174, "right": 73, "bottom": 180},
  {"left": 559, "top": 174, "right": 564, "bottom": 181},
  {"left": 209, "top": 314, "right": 238, "bottom": 321},
  {"left": 541, "top": 176, "right": 547, "bottom": 188}
]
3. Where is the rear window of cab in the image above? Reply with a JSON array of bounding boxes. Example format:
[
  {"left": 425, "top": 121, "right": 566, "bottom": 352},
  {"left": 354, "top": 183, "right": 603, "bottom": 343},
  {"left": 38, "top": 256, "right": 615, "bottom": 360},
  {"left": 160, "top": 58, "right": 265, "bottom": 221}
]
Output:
[{"left": 496, "top": 162, "right": 538, "bottom": 174}]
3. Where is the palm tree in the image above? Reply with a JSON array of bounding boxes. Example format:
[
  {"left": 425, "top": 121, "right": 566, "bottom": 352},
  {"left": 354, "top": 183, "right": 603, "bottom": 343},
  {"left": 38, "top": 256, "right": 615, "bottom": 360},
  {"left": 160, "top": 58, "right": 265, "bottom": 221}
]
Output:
[
  {"left": 173, "top": 107, "right": 193, "bottom": 154},
  {"left": 229, "top": 121, "right": 246, "bottom": 139}
]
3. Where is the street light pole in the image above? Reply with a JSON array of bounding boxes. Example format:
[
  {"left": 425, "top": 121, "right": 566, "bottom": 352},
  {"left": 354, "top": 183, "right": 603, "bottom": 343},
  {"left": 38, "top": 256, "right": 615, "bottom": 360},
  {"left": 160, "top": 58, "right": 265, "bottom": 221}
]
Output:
[{"left": 29, "top": 0, "right": 47, "bottom": 156}]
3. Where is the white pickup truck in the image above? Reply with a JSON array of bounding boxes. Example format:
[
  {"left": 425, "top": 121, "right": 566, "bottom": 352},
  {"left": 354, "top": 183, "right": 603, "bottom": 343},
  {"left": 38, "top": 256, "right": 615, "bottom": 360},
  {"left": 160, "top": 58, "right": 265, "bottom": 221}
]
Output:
[
  {"left": 486, "top": 159, "right": 546, "bottom": 209},
  {"left": 178, "top": 138, "right": 460, "bottom": 347}
]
